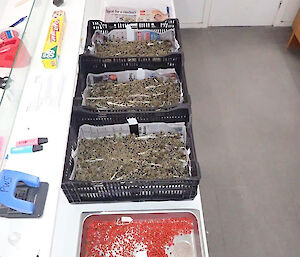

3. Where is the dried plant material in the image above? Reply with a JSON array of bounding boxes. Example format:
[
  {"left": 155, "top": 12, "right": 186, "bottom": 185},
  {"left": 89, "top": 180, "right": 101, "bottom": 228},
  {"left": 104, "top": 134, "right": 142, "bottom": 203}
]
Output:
[
  {"left": 75, "top": 132, "right": 190, "bottom": 181},
  {"left": 95, "top": 40, "right": 172, "bottom": 57},
  {"left": 85, "top": 77, "right": 181, "bottom": 109}
]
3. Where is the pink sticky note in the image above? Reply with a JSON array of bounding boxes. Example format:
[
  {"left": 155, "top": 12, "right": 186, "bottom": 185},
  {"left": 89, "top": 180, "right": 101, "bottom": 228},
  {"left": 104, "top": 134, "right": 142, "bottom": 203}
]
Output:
[{"left": 0, "top": 136, "right": 4, "bottom": 159}]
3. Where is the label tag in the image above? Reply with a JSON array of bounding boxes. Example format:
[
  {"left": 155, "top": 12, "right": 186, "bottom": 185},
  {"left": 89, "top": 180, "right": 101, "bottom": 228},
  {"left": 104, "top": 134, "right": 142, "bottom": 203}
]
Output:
[
  {"left": 126, "top": 25, "right": 135, "bottom": 41},
  {"left": 136, "top": 250, "right": 148, "bottom": 257},
  {"left": 121, "top": 216, "right": 133, "bottom": 223},
  {"left": 127, "top": 118, "right": 138, "bottom": 125},
  {"left": 127, "top": 118, "right": 139, "bottom": 136},
  {"left": 136, "top": 68, "right": 145, "bottom": 80}
]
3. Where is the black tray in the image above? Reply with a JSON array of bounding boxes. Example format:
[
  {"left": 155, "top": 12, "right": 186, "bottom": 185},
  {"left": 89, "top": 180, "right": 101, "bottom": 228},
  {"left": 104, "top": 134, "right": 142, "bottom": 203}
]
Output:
[
  {"left": 84, "top": 19, "right": 182, "bottom": 56},
  {"left": 80, "top": 19, "right": 183, "bottom": 81},
  {"left": 61, "top": 108, "right": 201, "bottom": 203},
  {"left": 75, "top": 52, "right": 191, "bottom": 113}
]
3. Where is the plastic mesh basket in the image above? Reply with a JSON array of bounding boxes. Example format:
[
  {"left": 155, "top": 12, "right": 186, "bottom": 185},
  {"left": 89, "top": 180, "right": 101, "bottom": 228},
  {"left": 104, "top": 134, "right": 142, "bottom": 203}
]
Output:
[
  {"left": 75, "top": 53, "right": 191, "bottom": 113},
  {"left": 84, "top": 19, "right": 182, "bottom": 55},
  {"left": 62, "top": 108, "right": 201, "bottom": 203},
  {"left": 80, "top": 19, "right": 183, "bottom": 85}
]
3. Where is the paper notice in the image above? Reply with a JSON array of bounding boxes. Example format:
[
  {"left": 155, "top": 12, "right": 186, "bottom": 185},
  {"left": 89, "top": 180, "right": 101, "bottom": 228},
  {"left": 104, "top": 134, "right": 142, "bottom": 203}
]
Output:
[{"left": 105, "top": 7, "right": 169, "bottom": 22}]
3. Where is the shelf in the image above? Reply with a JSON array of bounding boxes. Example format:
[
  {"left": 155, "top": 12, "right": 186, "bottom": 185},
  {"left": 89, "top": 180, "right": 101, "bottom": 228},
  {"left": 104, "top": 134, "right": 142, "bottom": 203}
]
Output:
[
  {"left": 0, "top": 0, "right": 49, "bottom": 167},
  {"left": 0, "top": 1, "right": 85, "bottom": 256}
]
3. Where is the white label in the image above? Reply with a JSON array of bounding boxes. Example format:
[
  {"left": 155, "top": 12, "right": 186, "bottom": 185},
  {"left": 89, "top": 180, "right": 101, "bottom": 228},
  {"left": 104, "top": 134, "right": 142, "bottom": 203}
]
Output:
[
  {"left": 136, "top": 250, "right": 148, "bottom": 257},
  {"left": 126, "top": 25, "right": 135, "bottom": 41},
  {"left": 136, "top": 68, "right": 145, "bottom": 80},
  {"left": 127, "top": 118, "right": 138, "bottom": 125},
  {"left": 121, "top": 216, "right": 133, "bottom": 223}
]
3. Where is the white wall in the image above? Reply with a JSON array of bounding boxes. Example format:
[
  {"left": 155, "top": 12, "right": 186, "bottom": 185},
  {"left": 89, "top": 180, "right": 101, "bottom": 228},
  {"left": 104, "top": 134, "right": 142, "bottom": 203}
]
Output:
[
  {"left": 174, "top": 0, "right": 208, "bottom": 28},
  {"left": 209, "top": 0, "right": 281, "bottom": 26},
  {"left": 175, "top": 0, "right": 299, "bottom": 28}
]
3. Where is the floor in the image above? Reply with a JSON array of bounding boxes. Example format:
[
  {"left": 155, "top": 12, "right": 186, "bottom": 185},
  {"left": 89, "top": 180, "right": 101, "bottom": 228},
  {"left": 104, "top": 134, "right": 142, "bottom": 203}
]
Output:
[{"left": 181, "top": 27, "right": 300, "bottom": 257}]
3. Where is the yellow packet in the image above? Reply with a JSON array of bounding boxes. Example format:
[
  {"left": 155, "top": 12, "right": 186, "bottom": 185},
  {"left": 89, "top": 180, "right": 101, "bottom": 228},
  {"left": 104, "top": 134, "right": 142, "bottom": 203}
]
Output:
[{"left": 41, "top": 10, "right": 65, "bottom": 69}]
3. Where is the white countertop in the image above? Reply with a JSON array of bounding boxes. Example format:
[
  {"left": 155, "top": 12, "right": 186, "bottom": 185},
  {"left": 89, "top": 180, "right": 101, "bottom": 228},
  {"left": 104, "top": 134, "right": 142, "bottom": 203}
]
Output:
[
  {"left": 0, "top": 1, "right": 209, "bottom": 257},
  {"left": 0, "top": 0, "right": 33, "bottom": 99},
  {"left": 0, "top": 1, "right": 85, "bottom": 256}
]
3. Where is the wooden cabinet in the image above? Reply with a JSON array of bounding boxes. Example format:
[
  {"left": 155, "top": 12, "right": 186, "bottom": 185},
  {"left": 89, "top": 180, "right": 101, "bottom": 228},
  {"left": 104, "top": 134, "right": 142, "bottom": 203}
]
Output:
[{"left": 287, "top": 8, "right": 300, "bottom": 48}]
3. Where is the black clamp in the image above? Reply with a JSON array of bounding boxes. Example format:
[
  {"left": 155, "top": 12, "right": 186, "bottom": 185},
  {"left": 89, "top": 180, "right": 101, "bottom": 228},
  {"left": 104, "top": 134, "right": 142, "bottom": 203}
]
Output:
[
  {"left": 127, "top": 118, "right": 139, "bottom": 136},
  {"left": 53, "top": 0, "right": 64, "bottom": 7},
  {"left": 0, "top": 76, "right": 8, "bottom": 90}
]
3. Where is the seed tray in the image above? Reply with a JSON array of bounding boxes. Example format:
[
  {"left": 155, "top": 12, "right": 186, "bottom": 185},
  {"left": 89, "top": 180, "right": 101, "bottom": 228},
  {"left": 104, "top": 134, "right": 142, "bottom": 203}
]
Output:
[
  {"left": 74, "top": 53, "right": 191, "bottom": 117},
  {"left": 80, "top": 19, "right": 183, "bottom": 82},
  {"left": 74, "top": 130, "right": 190, "bottom": 181},
  {"left": 78, "top": 67, "right": 187, "bottom": 109},
  {"left": 62, "top": 108, "right": 201, "bottom": 203},
  {"left": 83, "top": 68, "right": 183, "bottom": 108},
  {"left": 79, "top": 210, "right": 202, "bottom": 257},
  {"left": 84, "top": 19, "right": 182, "bottom": 56}
]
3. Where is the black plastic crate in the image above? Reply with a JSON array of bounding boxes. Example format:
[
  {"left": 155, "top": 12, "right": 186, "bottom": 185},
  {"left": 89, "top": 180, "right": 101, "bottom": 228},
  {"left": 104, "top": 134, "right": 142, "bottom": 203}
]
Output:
[
  {"left": 62, "top": 108, "right": 201, "bottom": 203},
  {"left": 79, "top": 53, "right": 183, "bottom": 78},
  {"left": 84, "top": 19, "right": 182, "bottom": 55},
  {"left": 74, "top": 53, "right": 191, "bottom": 115},
  {"left": 81, "top": 19, "right": 183, "bottom": 74}
]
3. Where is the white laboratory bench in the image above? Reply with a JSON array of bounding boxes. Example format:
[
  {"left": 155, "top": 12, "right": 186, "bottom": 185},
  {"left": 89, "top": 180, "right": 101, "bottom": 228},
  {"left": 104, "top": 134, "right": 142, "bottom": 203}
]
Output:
[{"left": 0, "top": 1, "right": 209, "bottom": 257}]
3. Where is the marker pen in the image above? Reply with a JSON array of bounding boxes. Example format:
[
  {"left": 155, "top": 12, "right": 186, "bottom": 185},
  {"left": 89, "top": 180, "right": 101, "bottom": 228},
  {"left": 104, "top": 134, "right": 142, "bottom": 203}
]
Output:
[
  {"left": 10, "top": 145, "right": 43, "bottom": 154},
  {"left": 9, "top": 16, "right": 27, "bottom": 27},
  {"left": 0, "top": 136, "right": 4, "bottom": 159},
  {"left": 166, "top": 6, "right": 170, "bottom": 18},
  {"left": 16, "top": 137, "right": 48, "bottom": 147}
]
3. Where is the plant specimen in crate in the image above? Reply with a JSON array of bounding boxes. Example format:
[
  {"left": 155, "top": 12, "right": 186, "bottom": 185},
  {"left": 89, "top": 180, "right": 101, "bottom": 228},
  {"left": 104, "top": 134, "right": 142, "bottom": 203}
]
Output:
[
  {"left": 86, "top": 77, "right": 181, "bottom": 109},
  {"left": 95, "top": 40, "right": 173, "bottom": 57},
  {"left": 75, "top": 132, "right": 190, "bottom": 181}
]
